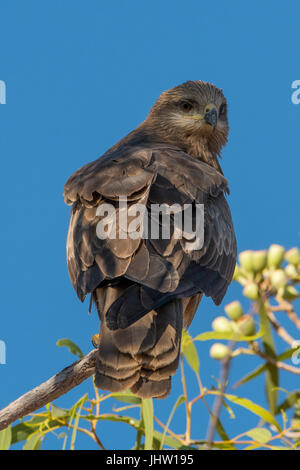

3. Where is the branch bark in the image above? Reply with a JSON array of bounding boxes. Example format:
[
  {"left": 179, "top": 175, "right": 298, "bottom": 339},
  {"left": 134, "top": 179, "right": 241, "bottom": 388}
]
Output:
[
  {"left": 0, "top": 349, "right": 97, "bottom": 431},
  {"left": 206, "top": 341, "right": 235, "bottom": 448}
]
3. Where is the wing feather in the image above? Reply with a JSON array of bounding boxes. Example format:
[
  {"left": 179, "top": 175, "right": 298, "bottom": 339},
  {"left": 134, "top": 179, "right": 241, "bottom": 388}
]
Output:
[{"left": 64, "top": 144, "right": 236, "bottom": 316}]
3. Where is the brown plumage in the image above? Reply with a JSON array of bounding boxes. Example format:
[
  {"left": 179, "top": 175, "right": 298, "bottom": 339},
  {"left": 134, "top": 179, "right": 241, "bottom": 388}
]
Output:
[{"left": 64, "top": 80, "right": 237, "bottom": 399}]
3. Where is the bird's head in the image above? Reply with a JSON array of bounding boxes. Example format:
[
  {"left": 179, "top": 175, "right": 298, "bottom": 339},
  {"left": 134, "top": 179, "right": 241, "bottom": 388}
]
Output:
[{"left": 146, "top": 81, "right": 229, "bottom": 170}]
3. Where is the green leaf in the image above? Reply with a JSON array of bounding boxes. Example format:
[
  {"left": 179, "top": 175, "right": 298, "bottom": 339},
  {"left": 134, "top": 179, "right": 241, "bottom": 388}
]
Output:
[
  {"left": 12, "top": 414, "right": 69, "bottom": 446},
  {"left": 245, "top": 427, "right": 272, "bottom": 444},
  {"left": 206, "top": 406, "right": 235, "bottom": 449},
  {"left": 210, "top": 391, "right": 281, "bottom": 431},
  {"left": 295, "top": 438, "right": 300, "bottom": 448},
  {"left": 0, "top": 426, "right": 12, "bottom": 450},
  {"left": 56, "top": 338, "right": 84, "bottom": 358},
  {"left": 278, "top": 347, "right": 300, "bottom": 361},
  {"left": 24, "top": 415, "right": 49, "bottom": 426},
  {"left": 160, "top": 395, "right": 185, "bottom": 449},
  {"left": 23, "top": 431, "right": 43, "bottom": 450},
  {"left": 70, "top": 396, "right": 86, "bottom": 450},
  {"left": 222, "top": 399, "right": 235, "bottom": 420},
  {"left": 69, "top": 394, "right": 88, "bottom": 415},
  {"left": 51, "top": 404, "right": 70, "bottom": 419},
  {"left": 11, "top": 423, "right": 33, "bottom": 444},
  {"left": 135, "top": 428, "right": 143, "bottom": 450},
  {"left": 182, "top": 330, "right": 200, "bottom": 374},
  {"left": 234, "top": 347, "right": 300, "bottom": 389},
  {"left": 154, "top": 433, "right": 189, "bottom": 450},
  {"left": 99, "top": 414, "right": 184, "bottom": 450},
  {"left": 215, "top": 419, "right": 235, "bottom": 448},
  {"left": 141, "top": 399, "right": 154, "bottom": 450},
  {"left": 259, "top": 301, "right": 278, "bottom": 415},
  {"left": 266, "top": 446, "right": 289, "bottom": 450},
  {"left": 110, "top": 392, "right": 141, "bottom": 405},
  {"left": 276, "top": 391, "right": 300, "bottom": 415},
  {"left": 193, "top": 440, "right": 236, "bottom": 450},
  {"left": 194, "top": 327, "right": 263, "bottom": 342},
  {"left": 11, "top": 416, "right": 48, "bottom": 444}
]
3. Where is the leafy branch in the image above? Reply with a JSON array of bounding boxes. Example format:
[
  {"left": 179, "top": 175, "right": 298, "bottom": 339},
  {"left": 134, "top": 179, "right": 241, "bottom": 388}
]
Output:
[{"left": 1, "top": 244, "right": 300, "bottom": 450}]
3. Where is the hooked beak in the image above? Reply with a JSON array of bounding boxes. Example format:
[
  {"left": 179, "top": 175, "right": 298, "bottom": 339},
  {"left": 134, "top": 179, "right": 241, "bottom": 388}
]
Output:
[
  {"left": 204, "top": 104, "right": 218, "bottom": 127},
  {"left": 183, "top": 103, "right": 218, "bottom": 128}
]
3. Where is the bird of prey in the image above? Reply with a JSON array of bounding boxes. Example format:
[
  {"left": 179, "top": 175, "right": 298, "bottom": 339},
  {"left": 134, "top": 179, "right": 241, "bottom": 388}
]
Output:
[{"left": 64, "top": 80, "right": 236, "bottom": 399}]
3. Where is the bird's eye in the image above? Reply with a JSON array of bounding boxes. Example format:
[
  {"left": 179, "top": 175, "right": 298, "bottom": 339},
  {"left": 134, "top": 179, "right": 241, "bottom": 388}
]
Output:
[
  {"left": 179, "top": 101, "right": 193, "bottom": 113},
  {"left": 219, "top": 103, "right": 227, "bottom": 117}
]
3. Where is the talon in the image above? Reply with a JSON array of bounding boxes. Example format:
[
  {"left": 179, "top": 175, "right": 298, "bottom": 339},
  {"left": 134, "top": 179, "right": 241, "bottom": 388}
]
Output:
[{"left": 92, "top": 334, "right": 100, "bottom": 348}]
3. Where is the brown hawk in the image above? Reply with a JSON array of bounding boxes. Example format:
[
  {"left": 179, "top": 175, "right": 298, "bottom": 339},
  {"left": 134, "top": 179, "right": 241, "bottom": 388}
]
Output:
[{"left": 64, "top": 81, "right": 237, "bottom": 399}]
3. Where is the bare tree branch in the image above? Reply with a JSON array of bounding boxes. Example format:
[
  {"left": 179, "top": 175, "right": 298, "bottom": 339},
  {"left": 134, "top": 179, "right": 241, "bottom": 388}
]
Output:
[
  {"left": 266, "top": 309, "right": 295, "bottom": 346},
  {"left": 0, "top": 349, "right": 97, "bottom": 431},
  {"left": 206, "top": 341, "right": 235, "bottom": 448}
]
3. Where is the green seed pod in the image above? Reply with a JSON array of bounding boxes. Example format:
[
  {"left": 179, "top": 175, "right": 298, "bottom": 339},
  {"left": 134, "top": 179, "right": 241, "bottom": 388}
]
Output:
[
  {"left": 239, "top": 250, "right": 254, "bottom": 272},
  {"left": 212, "top": 316, "right": 234, "bottom": 333},
  {"left": 224, "top": 301, "right": 243, "bottom": 321},
  {"left": 285, "top": 247, "right": 300, "bottom": 266},
  {"left": 270, "top": 269, "right": 287, "bottom": 289},
  {"left": 267, "top": 244, "right": 285, "bottom": 268},
  {"left": 252, "top": 250, "right": 267, "bottom": 272},
  {"left": 209, "top": 343, "right": 230, "bottom": 360},
  {"left": 237, "top": 314, "right": 256, "bottom": 336},
  {"left": 243, "top": 282, "right": 259, "bottom": 300}
]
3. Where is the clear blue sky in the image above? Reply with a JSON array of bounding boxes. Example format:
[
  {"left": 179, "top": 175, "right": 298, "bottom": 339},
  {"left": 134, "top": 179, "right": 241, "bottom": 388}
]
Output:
[{"left": 0, "top": 0, "right": 299, "bottom": 450}]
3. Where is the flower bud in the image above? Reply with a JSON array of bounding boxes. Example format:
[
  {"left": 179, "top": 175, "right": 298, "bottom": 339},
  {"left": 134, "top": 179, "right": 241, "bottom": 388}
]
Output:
[
  {"left": 267, "top": 244, "right": 285, "bottom": 268},
  {"left": 270, "top": 269, "right": 287, "bottom": 289},
  {"left": 243, "top": 282, "right": 259, "bottom": 300},
  {"left": 252, "top": 250, "right": 267, "bottom": 272},
  {"left": 239, "top": 250, "right": 254, "bottom": 272},
  {"left": 285, "top": 247, "right": 300, "bottom": 266},
  {"left": 212, "top": 316, "right": 233, "bottom": 333},
  {"left": 232, "top": 264, "right": 240, "bottom": 281},
  {"left": 237, "top": 314, "right": 256, "bottom": 336},
  {"left": 280, "top": 285, "right": 300, "bottom": 301},
  {"left": 224, "top": 301, "right": 243, "bottom": 321},
  {"left": 209, "top": 343, "right": 230, "bottom": 360},
  {"left": 285, "top": 264, "right": 299, "bottom": 279}
]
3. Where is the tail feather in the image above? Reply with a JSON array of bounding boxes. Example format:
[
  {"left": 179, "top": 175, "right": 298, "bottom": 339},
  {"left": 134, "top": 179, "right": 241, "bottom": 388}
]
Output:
[
  {"left": 131, "top": 377, "right": 171, "bottom": 399},
  {"left": 93, "top": 284, "right": 184, "bottom": 398}
]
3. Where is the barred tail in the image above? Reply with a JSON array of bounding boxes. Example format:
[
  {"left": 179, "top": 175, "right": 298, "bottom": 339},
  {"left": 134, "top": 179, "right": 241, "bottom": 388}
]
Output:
[{"left": 93, "top": 285, "right": 183, "bottom": 399}]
